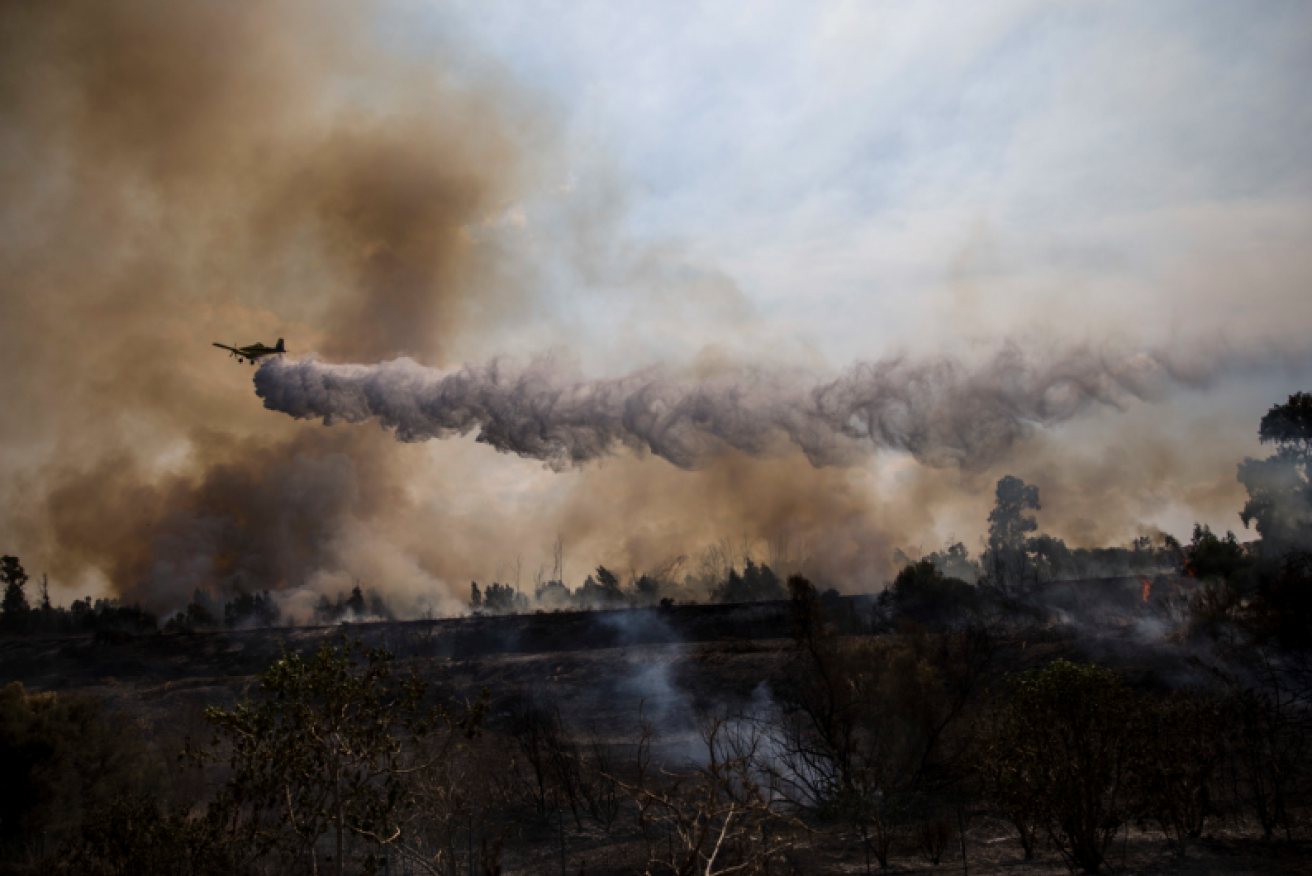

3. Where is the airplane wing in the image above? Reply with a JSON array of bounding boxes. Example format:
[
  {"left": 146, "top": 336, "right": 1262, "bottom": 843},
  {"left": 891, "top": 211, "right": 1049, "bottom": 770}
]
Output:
[{"left": 213, "top": 343, "right": 240, "bottom": 354}]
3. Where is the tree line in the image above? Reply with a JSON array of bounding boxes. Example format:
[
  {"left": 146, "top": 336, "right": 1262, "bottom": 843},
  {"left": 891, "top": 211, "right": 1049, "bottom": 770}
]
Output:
[
  {"left": 0, "top": 558, "right": 156, "bottom": 637},
  {"left": 0, "top": 574, "right": 399, "bottom": 636}
]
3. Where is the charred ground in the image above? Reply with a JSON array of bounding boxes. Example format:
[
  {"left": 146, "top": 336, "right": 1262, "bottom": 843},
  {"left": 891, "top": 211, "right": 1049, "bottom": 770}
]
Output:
[{"left": 2, "top": 591, "right": 1306, "bottom": 875}]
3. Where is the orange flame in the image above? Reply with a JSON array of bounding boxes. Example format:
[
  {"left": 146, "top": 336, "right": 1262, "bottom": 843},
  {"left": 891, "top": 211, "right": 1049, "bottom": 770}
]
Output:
[{"left": 1139, "top": 577, "right": 1152, "bottom": 603}]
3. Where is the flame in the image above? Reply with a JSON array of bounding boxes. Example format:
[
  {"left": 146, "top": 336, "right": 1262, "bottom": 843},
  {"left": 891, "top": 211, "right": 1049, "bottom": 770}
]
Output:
[{"left": 1139, "top": 577, "right": 1152, "bottom": 602}]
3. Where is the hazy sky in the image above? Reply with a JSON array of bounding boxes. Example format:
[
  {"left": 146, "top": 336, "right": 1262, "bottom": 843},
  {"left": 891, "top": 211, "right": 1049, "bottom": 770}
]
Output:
[
  {"left": 425, "top": 0, "right": 1312, "bottom": 366},
  {"left": 2, "top": 0, "right": 1310, "bottom": 614}
]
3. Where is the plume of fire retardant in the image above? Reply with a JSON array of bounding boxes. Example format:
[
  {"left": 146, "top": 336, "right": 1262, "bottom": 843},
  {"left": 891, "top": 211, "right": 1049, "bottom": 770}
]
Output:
[{"left": 255, "top": 346, "right": 1215, "bottom": 472}]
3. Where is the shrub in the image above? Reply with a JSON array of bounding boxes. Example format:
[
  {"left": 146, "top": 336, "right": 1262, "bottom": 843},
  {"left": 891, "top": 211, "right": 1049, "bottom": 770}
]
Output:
[
  {"left": 0, "top": 683, "right": 152, "bottom": 845},
  {"left": 976, "top": 660, "right": 1141, "bottom": 873},
  {"left": 884, "top": 560, "right": 978, "bottom": 625}
]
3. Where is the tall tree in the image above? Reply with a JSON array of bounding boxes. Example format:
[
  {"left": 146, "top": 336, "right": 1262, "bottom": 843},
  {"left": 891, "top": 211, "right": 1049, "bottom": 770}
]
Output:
[
  {"left": 345, "top": 584, "right": 367, "bottom": 617},
  {"left": 984, "top": 476, "right": 1041, "bottom": 591},
  {"left": 1, "top": 556, "right": 30, "bottom": 634},
  {"left": 594, "top": 566, "right": 622, "bottom": 600},
  {"left": 1239, "top": 392, "right": 1312, "bottom": 555}
]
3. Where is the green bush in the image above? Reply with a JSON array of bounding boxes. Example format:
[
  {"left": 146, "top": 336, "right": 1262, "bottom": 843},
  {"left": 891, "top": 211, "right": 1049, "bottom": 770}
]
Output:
[{"left": 977, "top": 660, "right": 1140, "bottom": 873}]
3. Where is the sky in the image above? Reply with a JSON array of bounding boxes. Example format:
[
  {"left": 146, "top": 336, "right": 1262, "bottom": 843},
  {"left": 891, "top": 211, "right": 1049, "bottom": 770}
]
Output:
[
  {"left": 425, "top": 0, "right": 1312, "bottom": 365},
  {"left": 2, "top": 0, "right": 1310, "bottom": 616}
]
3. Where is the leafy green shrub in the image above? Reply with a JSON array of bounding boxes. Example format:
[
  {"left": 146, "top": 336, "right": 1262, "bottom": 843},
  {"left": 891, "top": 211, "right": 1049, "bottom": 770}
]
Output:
[{"left": 976, "top": 660, "right": 1140, "bottom": 873}]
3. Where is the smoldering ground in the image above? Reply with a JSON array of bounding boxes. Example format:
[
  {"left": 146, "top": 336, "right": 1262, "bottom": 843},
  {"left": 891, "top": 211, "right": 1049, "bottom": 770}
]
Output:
[{"left": 2, "top": 0, "right": 1307, "bottom": 617}]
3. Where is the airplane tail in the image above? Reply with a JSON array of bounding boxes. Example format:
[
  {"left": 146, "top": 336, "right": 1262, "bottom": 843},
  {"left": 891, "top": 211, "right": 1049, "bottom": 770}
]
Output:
[{"left": 275, "top": 338, "right": 285, "bottom": 352}]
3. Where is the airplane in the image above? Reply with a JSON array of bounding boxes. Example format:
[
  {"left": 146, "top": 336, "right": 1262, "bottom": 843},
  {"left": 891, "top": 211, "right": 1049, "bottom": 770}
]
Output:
[{"left": 212, "top": 338, "right": 287, "bottom": 364}]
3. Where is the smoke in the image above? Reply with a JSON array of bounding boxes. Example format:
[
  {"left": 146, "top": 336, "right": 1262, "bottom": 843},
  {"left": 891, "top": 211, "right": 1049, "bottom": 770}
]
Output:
[
  {"left": 255, "top": 345, "right": 1221, "bottom": 473},
  {"left": 35, "top": 428, "right": 420, "bottom": 612},
  {"left": 3, "top": 1, "right": 1306, "bottom": 616},
  {"left": 0, "top": 0, "right": 551, "bottom": 612}
]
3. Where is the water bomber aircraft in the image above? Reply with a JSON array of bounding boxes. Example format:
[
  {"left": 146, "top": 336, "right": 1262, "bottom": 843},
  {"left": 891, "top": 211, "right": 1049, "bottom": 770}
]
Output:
[{"left": 213, "top": 338, "right": 286, "bottom": 364}]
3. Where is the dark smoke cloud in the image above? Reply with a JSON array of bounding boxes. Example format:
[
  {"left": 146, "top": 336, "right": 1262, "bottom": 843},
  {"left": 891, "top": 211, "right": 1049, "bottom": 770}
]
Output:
[
  {"left": 34, "top": 428, "right": 413, "bottom": 610},
  {"left": 0, "top": 0, "right": 551, "bottom": 611},
  {"left": 254, "top": 345, "right": 1225, "bottom": 472}
]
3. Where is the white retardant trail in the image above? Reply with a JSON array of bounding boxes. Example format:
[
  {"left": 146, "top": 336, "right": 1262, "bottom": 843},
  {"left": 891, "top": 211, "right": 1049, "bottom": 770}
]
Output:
[{"left": 253, "top": 347, "right": 1210, "bottom": 471}]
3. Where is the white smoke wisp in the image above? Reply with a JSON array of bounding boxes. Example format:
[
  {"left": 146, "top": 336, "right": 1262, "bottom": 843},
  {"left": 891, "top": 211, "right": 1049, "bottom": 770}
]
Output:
[{"left": 253, "top": 346, "right": 1219, "bottom": 472}]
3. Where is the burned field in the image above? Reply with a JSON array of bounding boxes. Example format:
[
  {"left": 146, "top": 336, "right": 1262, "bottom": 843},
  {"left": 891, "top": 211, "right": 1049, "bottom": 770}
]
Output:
[{"left": 2, "top": 588, "right": 1308, "bottom": 876}]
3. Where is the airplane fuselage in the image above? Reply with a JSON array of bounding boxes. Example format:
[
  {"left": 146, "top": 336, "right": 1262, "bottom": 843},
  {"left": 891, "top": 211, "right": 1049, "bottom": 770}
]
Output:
[{"left": 213, "top": 338, "right": 286, "bottom": 364}]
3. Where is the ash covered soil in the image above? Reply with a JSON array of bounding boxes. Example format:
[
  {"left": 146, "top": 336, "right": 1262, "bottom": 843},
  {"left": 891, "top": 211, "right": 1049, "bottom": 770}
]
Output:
[
  {"left": 1, "top": 601, "right": 1305, "bottom": 874},
  {"left": 0, "top": 600, "right": 1180, "bottom": 747},
  {"left": 0, "top": 602, "right": 830, "bottom": 755}
]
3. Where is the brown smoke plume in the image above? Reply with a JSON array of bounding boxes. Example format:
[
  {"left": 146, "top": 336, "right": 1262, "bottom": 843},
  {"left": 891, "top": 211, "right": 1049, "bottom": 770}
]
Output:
[
  {"left": 1, "top": 1, "right": 1296, "bottom": 615},
  {"left": 0, "top": 0, "right": 550, "bottom": 611}
]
